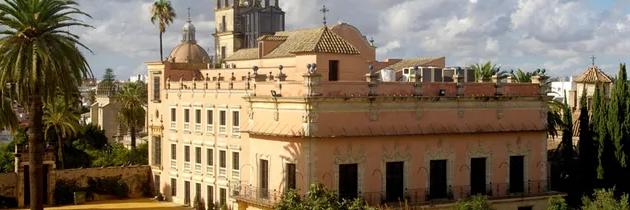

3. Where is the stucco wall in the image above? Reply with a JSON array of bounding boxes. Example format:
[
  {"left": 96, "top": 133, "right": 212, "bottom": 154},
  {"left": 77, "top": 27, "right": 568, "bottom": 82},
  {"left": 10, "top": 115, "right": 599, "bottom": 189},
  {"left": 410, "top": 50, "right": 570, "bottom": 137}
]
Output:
[{"left": 55, "top": 166, "right": 152, "bottom": 198}]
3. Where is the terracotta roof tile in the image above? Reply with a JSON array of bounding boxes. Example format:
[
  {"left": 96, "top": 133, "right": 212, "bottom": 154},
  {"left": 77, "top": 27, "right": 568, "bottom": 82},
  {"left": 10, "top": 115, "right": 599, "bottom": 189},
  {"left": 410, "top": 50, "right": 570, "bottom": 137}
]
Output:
[
  {"left": 224, "top": 48, "right": 259, "bottom": 61},
  {"left": 382, "top": 57, "right": 446, "bottom": 72},
  {"left": 574, "top": 65, "right": 612, "bottom": 83}
]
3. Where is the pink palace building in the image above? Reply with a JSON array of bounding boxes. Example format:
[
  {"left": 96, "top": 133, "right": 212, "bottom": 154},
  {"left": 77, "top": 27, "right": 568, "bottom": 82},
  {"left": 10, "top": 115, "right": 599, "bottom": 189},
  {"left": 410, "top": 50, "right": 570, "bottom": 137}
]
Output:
[{"left": 146, "top": 1, "right": 556, "bottom": 209}]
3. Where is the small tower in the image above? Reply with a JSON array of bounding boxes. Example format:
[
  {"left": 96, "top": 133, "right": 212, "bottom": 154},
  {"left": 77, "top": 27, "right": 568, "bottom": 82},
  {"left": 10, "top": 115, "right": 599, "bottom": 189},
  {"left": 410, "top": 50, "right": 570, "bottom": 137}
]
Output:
[{"left": 213, "top": 0, "right": 285, "bottom": 61}]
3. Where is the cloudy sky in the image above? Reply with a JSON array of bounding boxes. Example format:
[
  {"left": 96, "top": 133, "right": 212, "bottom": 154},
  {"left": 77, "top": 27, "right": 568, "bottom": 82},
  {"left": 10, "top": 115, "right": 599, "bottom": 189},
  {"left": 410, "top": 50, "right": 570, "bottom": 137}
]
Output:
[{"left": 73, "top": 0, "right": 630, "bottom": 80}]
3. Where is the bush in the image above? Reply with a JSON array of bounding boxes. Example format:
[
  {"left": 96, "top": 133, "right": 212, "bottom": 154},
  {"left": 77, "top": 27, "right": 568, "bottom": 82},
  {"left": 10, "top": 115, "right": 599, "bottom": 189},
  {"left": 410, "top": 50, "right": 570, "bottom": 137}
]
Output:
[
  {"left": 453, "top": 195, "right": 492, "bottom": 210},
  {"left": 87, "top": 176, "right": 129, "bottom": 198},
  {"left": 275, "top": 184, "right": 375, "bottom": 210},
  {"left": 547, "top": 196, "right": 568, "bottom": 210},
  {"left": 54, "top": 180, "right": 81, "bottom": 205},
  {"left": 582, "top": 189, "right": 630, "bottom": 210}
]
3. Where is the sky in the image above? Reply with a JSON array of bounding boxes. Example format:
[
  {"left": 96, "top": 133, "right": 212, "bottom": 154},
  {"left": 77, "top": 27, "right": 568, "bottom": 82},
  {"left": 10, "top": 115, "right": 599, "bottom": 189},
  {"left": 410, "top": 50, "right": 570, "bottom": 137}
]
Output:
[{"left": 73, "top": 0, "right": 630, "bottom": 80}]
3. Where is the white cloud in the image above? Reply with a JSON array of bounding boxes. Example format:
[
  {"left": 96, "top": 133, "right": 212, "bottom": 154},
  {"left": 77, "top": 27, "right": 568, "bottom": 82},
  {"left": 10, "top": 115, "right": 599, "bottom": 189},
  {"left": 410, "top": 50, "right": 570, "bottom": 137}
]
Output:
[{"left": 70, "top": 0, "right": 630, "bottom": 79}]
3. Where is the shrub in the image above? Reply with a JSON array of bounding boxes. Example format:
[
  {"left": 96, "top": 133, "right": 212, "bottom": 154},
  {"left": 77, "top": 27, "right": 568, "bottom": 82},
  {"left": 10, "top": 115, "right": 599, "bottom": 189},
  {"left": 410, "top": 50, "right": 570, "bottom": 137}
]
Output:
[
  {"left": 547, "top": 196, "right": 568, "bottom": 210},
  {"left": 54, "top": 180, "right": 81, "bottom": 205},
  {"left": 87, "top": 176, "right": 129, "bottom": 198},
  {"left": 453, "top": 195, "right": 492, "bottom": 210}
]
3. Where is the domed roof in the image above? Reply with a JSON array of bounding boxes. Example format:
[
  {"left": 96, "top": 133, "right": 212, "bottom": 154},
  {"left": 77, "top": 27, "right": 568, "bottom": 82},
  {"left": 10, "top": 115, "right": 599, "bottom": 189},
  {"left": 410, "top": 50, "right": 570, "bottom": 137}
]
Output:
[
  {"left": 166, "top": 15, "right": 210, "bottom": 64},
  {"left": 168, "top": 42, "right": 210, "bottom": 64}
]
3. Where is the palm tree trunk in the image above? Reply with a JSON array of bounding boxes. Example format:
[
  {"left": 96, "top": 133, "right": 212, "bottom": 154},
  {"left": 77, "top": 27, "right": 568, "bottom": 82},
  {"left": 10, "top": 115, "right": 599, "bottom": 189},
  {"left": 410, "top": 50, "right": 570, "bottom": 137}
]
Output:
[
  {"left": 130, "top": 126, "right": 136, "bottom": 149},
  {"left": 28, "top": 94, "right": 45, "bottom": 210},
  {"left": 159, "top": 31, "right": 163, "bottom": 62},
  {"left": 56, "top": 132, "right": 64, "bottom": 169}
]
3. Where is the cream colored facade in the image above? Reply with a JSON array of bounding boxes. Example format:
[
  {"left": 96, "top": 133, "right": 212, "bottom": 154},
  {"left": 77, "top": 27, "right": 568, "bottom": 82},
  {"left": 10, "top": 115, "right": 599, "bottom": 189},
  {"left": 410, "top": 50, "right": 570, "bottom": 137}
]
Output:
[{"left": 147, "top": 10, "right": 556, "bottom": 210}]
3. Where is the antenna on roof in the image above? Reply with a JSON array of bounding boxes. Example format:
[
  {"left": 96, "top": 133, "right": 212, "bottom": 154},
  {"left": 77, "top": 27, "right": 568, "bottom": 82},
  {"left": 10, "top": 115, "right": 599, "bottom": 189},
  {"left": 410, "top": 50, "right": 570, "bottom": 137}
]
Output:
[
  {"left": 590, "top": 55, "right": 596, "bottom": 66},
  {"left": 320, "top": 3, "right": 329, "bottom": 26}
]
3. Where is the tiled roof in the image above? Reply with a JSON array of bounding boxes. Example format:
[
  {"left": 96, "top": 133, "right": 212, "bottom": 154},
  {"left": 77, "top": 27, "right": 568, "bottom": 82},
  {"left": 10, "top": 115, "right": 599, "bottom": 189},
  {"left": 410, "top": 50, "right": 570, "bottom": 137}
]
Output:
[
  {"left": 574, "top": 65, "right": 612, "bottom": 83},
  {"left": 224, "top": 48, "right": 259, "bottom": 61},
  {"left": 257, "top": 35, "right": 288, "bottom": 41},
  {"left": 382, "top": 57, "right": 446, "bottom": 72}
]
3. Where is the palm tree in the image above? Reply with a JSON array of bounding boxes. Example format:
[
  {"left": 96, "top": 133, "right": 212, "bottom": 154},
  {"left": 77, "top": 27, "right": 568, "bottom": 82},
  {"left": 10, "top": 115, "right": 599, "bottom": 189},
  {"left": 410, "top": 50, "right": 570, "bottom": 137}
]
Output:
[
  {"left": 0, "top": 0, "right": 92, "bottom": 209},
  {"left": 470, "top": 61, "right": 505, "bottom": 82},
  {"left": 43, "top": 97, "right": 80, "bottom": 169},
  {"left": 117, "top": 82, "right": 147, "bottom": 149},
  {"left": 151, "top": 0, "right": 176, "bottom": 62},
  {"left": 0, "top": 90, "right": 17, "bottom": 131}
]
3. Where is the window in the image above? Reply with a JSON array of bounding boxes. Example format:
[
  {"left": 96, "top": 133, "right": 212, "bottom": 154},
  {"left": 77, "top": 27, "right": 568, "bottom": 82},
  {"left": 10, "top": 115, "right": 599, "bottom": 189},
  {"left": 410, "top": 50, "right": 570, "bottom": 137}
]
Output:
[
  {"left": 328, "top": 60, "right": 339, "bottom": 81},
  {"left": 509, "top": 156, "right": 525, "bottom": 193},
  {"left": 517, "top": 206, "right": 533, "bottom": 210},
  {"left": 184, "top": 146, "right": 191, "bottom": 162},
  {"left": 219, "top": 110, "right": 227, "bottom": 133},
  {"left": 195, "top": 109, "right": 202, "bottom": 131},
  {"left": 207, "top": 149, "right": 214, "bottom": 166},
  {"left": 232, "top": 152, "right": 240, "bottom": 170},
  {"left": 339, "top": 164, "right": 358, "bottom": 199},
  {"left": 219, "top": 151, "right": 226, "bottom": 168},
  {"left": 207, "top": 110, "right": 214, "bottom": 132},
  {"left": 184, "top": 109, "right": 190, "bottom": 130},
  {"left": 207, "top": 186, "right": 214, "bottom": 205},
  {"left": 195, "top": 147, "right": 202, "bottom": 164},
  {"left": 260, "top": 159, "right": 269, "bottom": 198},
  {"left": 153, "top": 76, "right": 160, "bottom": 101},
  {"left": 232, "top": 111, "right": 240, "bottom": 134},
  {"left": 219, "top": 188, "right": 227, "bottom": 206},
  {"left": 195, "top": 183, "right": 201, "bottom": 203},
  {"left": 470, "top": 158, "right": 487, "bottom": 195},
  {"left": 152, "top": 137, "right": 161, "bottom": 166},
  {"left": 286, "top": 163, "right": 296, "bottom": 190},
  {"left": 171, "top": 144, "right": 177, "bottom": 160},
  {"left": 429, "top": 160, "right": 447, "bottom": 199},
  {"left": 184, "top": 181, "right": 191, "bottom": 205},
  {"left": 170, "top": 108, "right": 176, "bottom": 128},
  {"left": 171, "top": 178, "right": 177, "bottom": 196}
]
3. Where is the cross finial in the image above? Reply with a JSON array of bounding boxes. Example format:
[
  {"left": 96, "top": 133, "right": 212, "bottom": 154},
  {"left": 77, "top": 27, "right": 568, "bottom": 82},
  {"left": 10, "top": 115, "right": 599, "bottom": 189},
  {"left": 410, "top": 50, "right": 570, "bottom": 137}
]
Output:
[
  {"left": 590, "top": 55, "right": 596, "bottom": 66},
  {"left": 320, "top": 4, "right": 329, "bottom": 25},
  {"left": 187, "top": 7, "right": 191, "bottom": 22}
]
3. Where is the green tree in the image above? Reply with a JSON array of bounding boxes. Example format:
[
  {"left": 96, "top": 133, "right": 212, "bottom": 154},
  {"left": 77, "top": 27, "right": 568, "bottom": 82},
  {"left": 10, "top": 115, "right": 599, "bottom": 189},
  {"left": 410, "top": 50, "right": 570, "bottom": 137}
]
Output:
[
  {"left": 151, "top": 0, "right": 176, "bottom": 62},
  {"left": 470, "top": 61, "right": 504, "bottom": 82},
  {"left": 0, "top": 1, "right": 92, "bottom": 209},
  {"left": 581, "top": 189, "right": 630, "bottom": 210},
  {"left": 577, "top": 89, "right": 596, "bottom": 195},
  {"left": 547, "top": 196, "right": 568, "bottom": 210},
  {"left": 43, "top": 98, "right": 80, "bottom": 169},
  {"left": 453, "top": 195, "right": 492, "bottom": 210},
  {"left": 275, "top": 184, "right": 374, "bottom": 210},
  {"left": 608, "top": 64, "right": 629, "bottom": 167},
  {"left": 102, "top": 68, "right": 116, "bottom": 87},
  {"left": 73, "top": 124, "right": 108, "bottom": 150},
  {"left": 0, "top": 90, "right": 17, "bottom": 131},
  {"left": 116, "top": 82, "right": 147, "bottom": 149}
]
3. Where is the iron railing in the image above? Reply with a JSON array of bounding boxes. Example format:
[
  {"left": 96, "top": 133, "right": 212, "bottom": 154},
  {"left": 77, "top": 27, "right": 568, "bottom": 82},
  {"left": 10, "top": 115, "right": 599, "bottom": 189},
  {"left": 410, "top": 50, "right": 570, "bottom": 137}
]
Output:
[{"left": 233, "top": 185, "right": 282, "bottom": 208}]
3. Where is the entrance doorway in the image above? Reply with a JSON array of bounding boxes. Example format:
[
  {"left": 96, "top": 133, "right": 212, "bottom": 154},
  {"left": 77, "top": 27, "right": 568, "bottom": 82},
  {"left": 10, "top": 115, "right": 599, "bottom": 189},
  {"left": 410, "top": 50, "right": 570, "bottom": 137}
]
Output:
[
  {"left": 430, "top": 160, "right": 447, "bottom": 199},
  {"left": 386, "top": 161, "right": 404, "bottom": 202},
  {"left": 338, "top": 164, "right": 358, "bottom": 199}
]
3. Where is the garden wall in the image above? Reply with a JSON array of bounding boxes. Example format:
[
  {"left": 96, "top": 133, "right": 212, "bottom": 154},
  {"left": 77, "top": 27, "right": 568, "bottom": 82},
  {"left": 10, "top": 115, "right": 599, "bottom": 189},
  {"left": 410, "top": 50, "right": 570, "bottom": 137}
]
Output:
[
  {"left": 0, "top": 172, "right": 16, "bottom": 198},
  {"left": 55, "top": 165, "right": 152, "bottom": 198}
]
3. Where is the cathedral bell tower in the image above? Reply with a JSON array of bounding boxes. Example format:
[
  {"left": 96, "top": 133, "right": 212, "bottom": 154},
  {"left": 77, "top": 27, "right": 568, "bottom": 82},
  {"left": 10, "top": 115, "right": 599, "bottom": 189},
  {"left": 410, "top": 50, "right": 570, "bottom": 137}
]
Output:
[{"left": 213, "top": 0, "right": 285, "bottom": 62}]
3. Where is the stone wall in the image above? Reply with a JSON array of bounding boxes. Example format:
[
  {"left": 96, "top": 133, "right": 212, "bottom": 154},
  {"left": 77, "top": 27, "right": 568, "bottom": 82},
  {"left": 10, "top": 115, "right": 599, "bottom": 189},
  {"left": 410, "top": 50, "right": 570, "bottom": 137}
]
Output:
[
  {"left": 55, "top": 165, "right": 152, "bottom": 198},
  {"left": 0, "top": 173, "right": 16, "bottom": 198}
]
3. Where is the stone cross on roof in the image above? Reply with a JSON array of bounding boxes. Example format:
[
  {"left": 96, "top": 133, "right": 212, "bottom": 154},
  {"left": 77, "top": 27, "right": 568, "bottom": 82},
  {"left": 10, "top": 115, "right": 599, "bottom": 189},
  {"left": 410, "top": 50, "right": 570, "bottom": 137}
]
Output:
[
  {"left": 590, "top": 55, "right": 596, "bottom": 66},
  {"left": 320, "top": 4, "right": 329, "bottom": 25}
]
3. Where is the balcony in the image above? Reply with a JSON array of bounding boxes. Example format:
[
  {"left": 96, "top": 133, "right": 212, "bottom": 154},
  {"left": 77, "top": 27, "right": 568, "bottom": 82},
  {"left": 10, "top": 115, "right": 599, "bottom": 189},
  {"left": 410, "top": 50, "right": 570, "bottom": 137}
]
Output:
[
  {"left": 232, "top": 170, "right": 240, "bottom": 179},
  {"left": 219, "top": 167, "right": 227, "bottom": 177},
  {"left": 206, "top": 125, "right": 214, "bottom": 133},
  {"left": 184, "top": 162, "right": 191, "bottom": 173},
  {"left": 170, "top": 122, "right": 176, "bottom": 129},
  {"left": 232, "top": 127, "right": 240, "bottom": 137},
  {"left": 219, "top": 126, "right": 226, "bottom": 134},
  {"left": 170, "top": 159, "right": 177, "bottom": 169},
  {"left": 234, "top": 185, "right": 282, "bottom": 208},
  {"left": 362, "top": 180, "right": 552, "bottom": 206},
  {"left": 207, "top": 165, "right": 214, "bottom": 175},
  {"left": 184, "top": 123, "right": 190, "bottom": 131},
  {"left": 195, "top": 163, "right": 202, "bottom": 173},
  {"left": 195, "top": 124, "right": 202, "bottom": 132}
]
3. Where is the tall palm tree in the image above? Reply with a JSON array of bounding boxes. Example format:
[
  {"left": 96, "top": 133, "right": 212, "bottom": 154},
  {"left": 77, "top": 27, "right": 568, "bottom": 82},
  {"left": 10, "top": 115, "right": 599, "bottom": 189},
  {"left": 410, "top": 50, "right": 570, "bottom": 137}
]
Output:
[
  {"left": 470, "top": 61, "right": 505, "bottom": 82},
  {"left": 151, "top": 0, "right": 176, "bottom": 62},
  {"left": 43, "top": 97, "right": 80, "bottom": 169},
  {"left": 0, "top": 0, "right": 92, "bottom": 209},
  {"left": 117, "top": 82, "right": 147, "bottom": 149}
]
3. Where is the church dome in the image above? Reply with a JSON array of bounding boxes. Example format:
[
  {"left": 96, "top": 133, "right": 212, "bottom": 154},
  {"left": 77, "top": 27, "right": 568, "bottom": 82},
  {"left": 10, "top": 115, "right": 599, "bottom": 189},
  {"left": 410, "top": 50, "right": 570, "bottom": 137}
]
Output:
[
  {"left": 166, "top": 16, "right": 210, "bottom": 64},
  {"left": 168, "top": 43, "right": 210, "bottom": 64}
]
